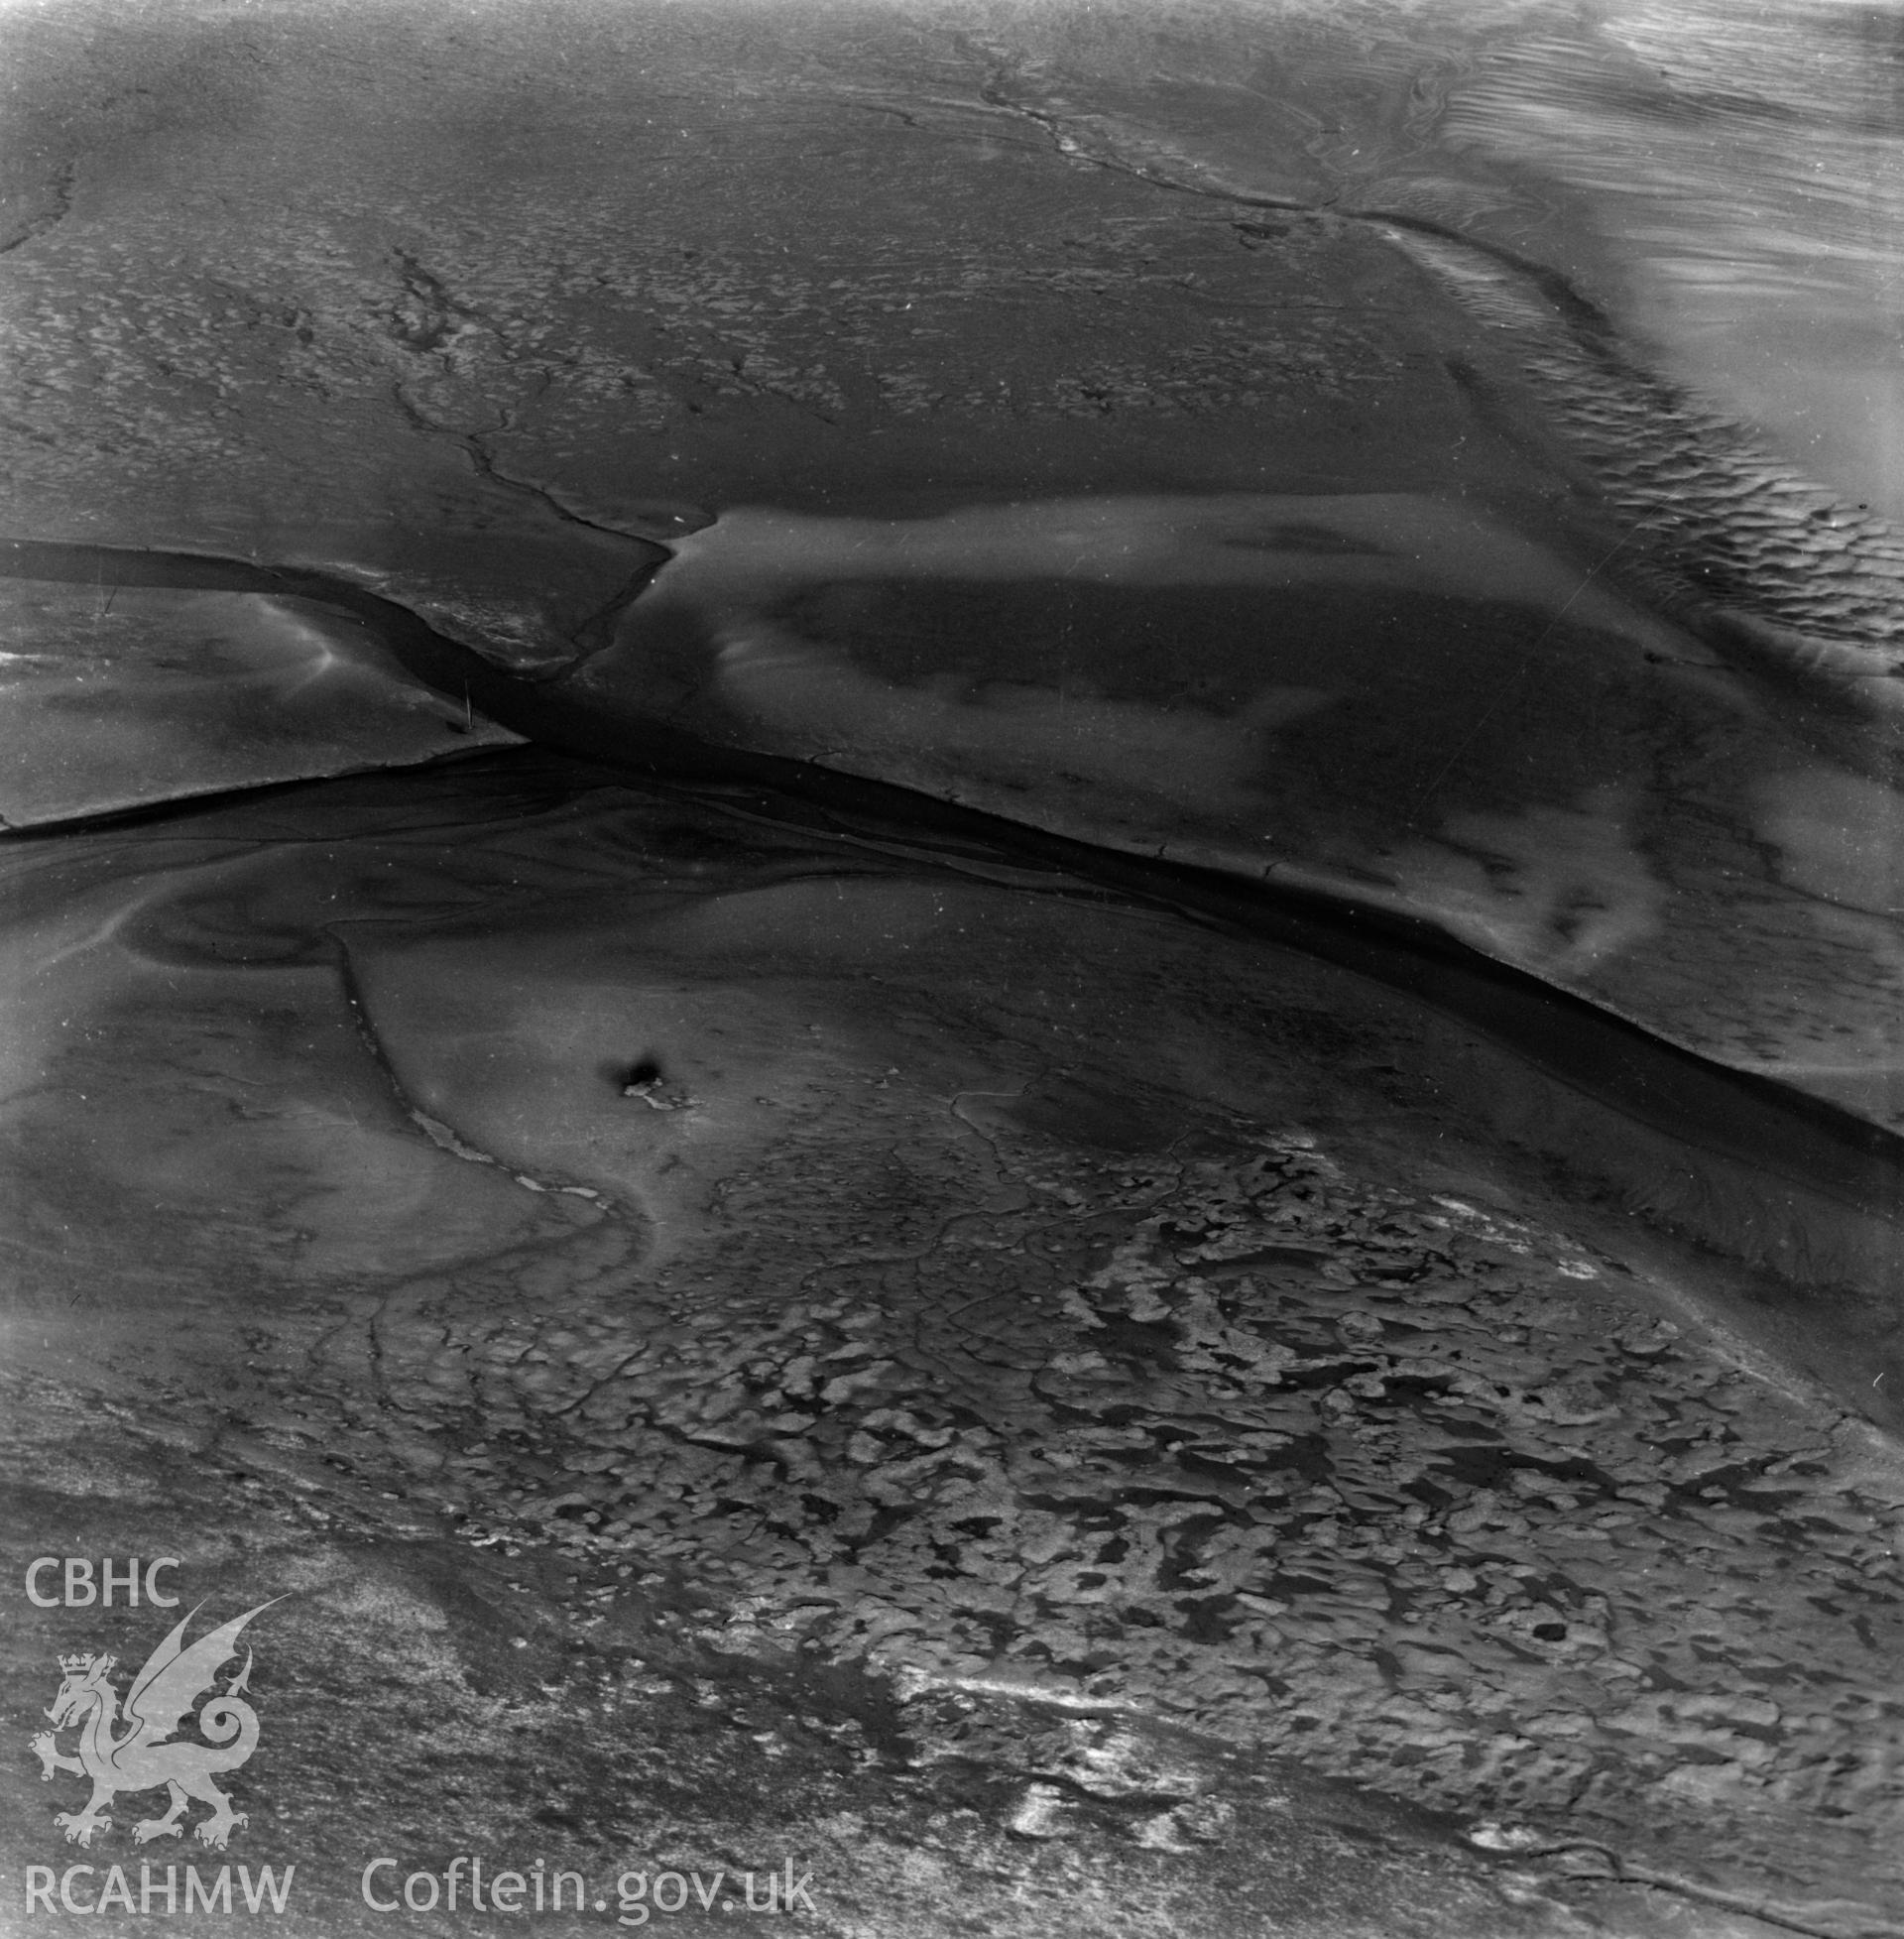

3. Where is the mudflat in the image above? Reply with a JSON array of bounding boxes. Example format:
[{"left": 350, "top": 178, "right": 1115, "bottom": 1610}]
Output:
[{"left": 4, "top": 4, "right": 1902, "bottom": 1934}]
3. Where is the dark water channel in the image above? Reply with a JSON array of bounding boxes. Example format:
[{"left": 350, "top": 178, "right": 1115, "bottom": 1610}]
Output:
[{"left": 6, "top": 534, "right": 1903, "bottom": 1318}]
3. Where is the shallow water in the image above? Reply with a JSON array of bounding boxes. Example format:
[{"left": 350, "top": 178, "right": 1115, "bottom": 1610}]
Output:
[
  {"left": 1443, "top": 0, "right": 1904, "bottom": 523},
  {"left": 961, "top": 0, "right": 1904, "bottom": 526}
]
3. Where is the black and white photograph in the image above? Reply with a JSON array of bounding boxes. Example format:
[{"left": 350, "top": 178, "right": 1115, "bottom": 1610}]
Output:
[{"left": 2, "top": 1, "right": 1901, "bottom": 1931}]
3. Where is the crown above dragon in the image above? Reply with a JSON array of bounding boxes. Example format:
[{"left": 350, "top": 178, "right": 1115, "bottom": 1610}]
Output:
[{"left": 58, "top": 1653, "right": 102, "bottom": 1674}]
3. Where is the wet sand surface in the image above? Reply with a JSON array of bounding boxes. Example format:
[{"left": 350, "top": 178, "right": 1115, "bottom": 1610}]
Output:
[
  {"left": 0, "top": 576, "right": 521, "bottom": 825},
  {"left": 5, "top": 753, "right": 1902, "bottom": 1935},
  {"left": 4, "top": 3, "right": 1904, "bottom": 1935}
]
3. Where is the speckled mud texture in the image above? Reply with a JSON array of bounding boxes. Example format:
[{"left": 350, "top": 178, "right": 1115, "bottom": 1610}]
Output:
[
  {"left": 2, "top": 758, "right": 1898, "bottom": 1935},
  {"left": 4, "top": 3, "right": 1904, "bottom": 1936}
]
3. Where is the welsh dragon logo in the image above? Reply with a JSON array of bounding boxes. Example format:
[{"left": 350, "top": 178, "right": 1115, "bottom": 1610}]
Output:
[{"left": 31, "top": 1602, "right": 277, "bottom": 1851}]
